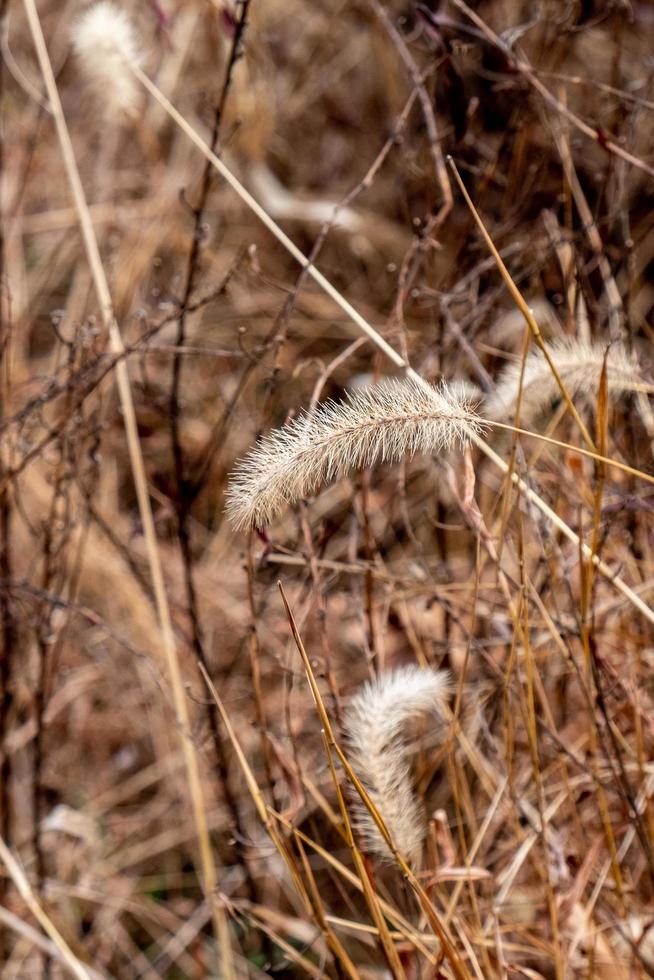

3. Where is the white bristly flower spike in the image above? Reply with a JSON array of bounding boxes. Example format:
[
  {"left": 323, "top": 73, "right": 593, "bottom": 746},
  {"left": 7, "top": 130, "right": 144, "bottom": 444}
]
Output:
[
  {"left": 71, "top": 2, "right": 143, "bottom": 117},
  {"left": 485, "top": 338, "right": 653, "bottom": 424},
  {"left": 226, "top": 378, "right": 483, "bottom": 530},
  {"left": 343, "top": 666, "right": 451, "bottom": 867}
]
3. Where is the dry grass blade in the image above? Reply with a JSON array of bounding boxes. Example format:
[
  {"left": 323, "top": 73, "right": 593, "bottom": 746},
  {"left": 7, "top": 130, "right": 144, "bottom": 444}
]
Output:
[
  {"left": 444, "top": 776, "right": 508, "bottom": 925},
  {"left": 577, "top": 349, "right": 625, "bottom": 902},
  {"left": 331, "top": 738, "right": 473, "bottom": 980},
  {"left": 471, "top": 438, "right": 654, "bottom": 625},
  {"left": 197, "top": 661, "right": 313, "bottom": 913},
  {"left": 0, "top": 907, "right": 103, "bottom": 980},
  {"left": 277, "top": 592, "right": 408, "bottom": 978},
  {"left": 447, "top": 157, "right": 596, "bottom": 450},
  {"left": 19, "top": 2, "right": 230, "bottom": 974},
  {"left": 227, "top": 379, "right": 481, "bottom": 529},
  {"left": 483, "top": 419, "right": 654, "bottom": 488},
  {"left": 293, "top": 832, "right": 361, "bottom": 980},
  {"left": 272, "top": 813, "right": 438, "bottom": 963},
  {"left": 324, "top": 732, "right": 408, "bottom": 980},
  {"left": 0, "top": 836, "right": 94, "bottom": 980}
]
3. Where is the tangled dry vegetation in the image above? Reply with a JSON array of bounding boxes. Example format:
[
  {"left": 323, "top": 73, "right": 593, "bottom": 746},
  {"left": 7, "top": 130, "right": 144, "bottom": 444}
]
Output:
[{"left": 2, "top": 0, "right": 654, "bottom": 976}]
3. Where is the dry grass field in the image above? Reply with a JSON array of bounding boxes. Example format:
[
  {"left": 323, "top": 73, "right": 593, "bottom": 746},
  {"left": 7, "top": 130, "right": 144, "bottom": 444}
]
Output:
[{"left": 2, "top": 0, "right": 654, "bottom": 976}]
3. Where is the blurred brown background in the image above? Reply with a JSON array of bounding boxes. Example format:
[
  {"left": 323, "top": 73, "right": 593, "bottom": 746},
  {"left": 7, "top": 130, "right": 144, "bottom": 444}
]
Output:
[{"left": 1, "top": 0, "right": 654, "bottom": 976}]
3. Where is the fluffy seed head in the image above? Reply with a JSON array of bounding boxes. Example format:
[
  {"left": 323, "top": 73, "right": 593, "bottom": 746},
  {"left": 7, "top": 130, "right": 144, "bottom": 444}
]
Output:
[
  {"left": 225, "top": 378, "right": 483, "bottom": 530},
  {"left": 485, "top": 338, "right": 652, "bottom": 425},
  {"left": 72, "top": 2, "right": 142, "bottom": 117},
  {"left": 344, "top": 666, "right": 451, "bottom": 866}
]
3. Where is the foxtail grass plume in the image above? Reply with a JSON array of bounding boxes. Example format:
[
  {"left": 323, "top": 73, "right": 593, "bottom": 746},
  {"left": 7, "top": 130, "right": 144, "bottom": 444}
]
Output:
[
  {"left": 485, "top": 338, "right": 652, "bottom": 424},
  {"left": 226, "top": 378, "right": 482, "bottom": 529},
  {"left": 343, "top": 666, "right": 451, "bottom": 866},
  {"left": 72, "top": 2, "right": 143, "bottom": 117}
]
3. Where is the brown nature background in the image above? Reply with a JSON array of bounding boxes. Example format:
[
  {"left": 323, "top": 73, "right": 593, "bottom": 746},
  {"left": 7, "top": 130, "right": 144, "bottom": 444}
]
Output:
[{"left": 2, "top": 0, "right": 654, "bottom": 976}]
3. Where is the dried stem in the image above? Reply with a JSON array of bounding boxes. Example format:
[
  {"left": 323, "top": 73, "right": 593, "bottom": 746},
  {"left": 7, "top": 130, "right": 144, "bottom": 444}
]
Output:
[{"left": 20, "top": 1, "right": 231, "bottom": 973}]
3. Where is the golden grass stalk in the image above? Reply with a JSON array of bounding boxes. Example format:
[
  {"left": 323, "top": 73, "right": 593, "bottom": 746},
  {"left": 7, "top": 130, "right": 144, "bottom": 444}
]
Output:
[
  {"left": 343, "top": 665, "right": 451, "bottom": 867},
  {"left": 196, "top": 662, "right": 313, "bottom": 914},
  {"left": 321, "top": 730, "right": 408, "bottom": 980},
  {"left": 484, "top": 419, "right": 654, "bottom": 488},
  {"left": 0, "top": 835, "right": 92, "bottom": 980},
  {"left": 293, "top": 832, "right": 362, "bottom": 980},
  {"left": 447, "top": 157, "right": 596, "bottom": 451},
  {"left": 227, "top": 379, "right": 481, "bottom": 529},
  {"left": 274, "top": 815, "right": 439, "bottom": 963},
  {"left": 21, "top": 1, "right": 231, "bottom": 974},
  {"left": 0, "top": 906, "right": 103, "bottom": 980}
]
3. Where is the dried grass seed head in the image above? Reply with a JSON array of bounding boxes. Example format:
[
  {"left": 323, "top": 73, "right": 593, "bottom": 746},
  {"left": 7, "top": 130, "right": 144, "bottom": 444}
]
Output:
[
  {"left": 72, "top": 2, "right": 143, "bottom": 118},
  {"left": 485, "top": 338, "right": 651, "bottom": 424},
  {"left": 226, "top": 377, "right": 483, "bottom": 530},
  {"left": 343, "top": 665, "right": 451, "bottom": 867}
]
